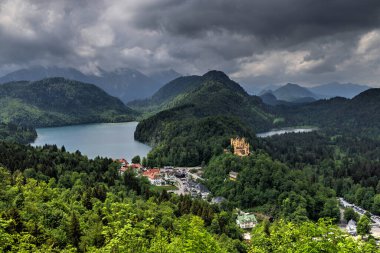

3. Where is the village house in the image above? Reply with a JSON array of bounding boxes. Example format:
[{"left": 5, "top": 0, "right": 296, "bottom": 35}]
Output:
[
  {"left": 236, "top": 212, "right": 257, "bottom": 229},
  {"left": 231, "top": 137, "right": 250, "bottom": 156},
  {"left": 142, "top": 168, "right": 163, "bottom": 185},
  {"left": 346, "top": 219, "right": 357, "bottom": 236},
  {"left": 117, "top": 158, "right": 129, "bottom": 175},
  {"left": 229, "top": 171, "right": 239, "bottom": 181}
]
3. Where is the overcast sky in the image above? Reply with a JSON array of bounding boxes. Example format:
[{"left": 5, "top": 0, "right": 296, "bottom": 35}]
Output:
[{"left": 1, "top": 0, "right": 380, "bottom": 89}]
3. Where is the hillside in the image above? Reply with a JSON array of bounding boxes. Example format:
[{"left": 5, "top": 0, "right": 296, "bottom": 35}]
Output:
[
  {"left": 0, "top": 66, "right": 181, "bottom": 103},
  {"left": 128, "top": 75, "right": 203, "bottom": 113},
  {"left": 0, "top": 78, "right": 137, "bottom": 127},
  {"left": 134, "top": 70, "right": 276, "bottom": 166}
]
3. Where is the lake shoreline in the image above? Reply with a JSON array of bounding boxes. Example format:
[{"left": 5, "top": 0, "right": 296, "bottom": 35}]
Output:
[{"left": 257, "top": 126, "right": 318, "bottom": 138}]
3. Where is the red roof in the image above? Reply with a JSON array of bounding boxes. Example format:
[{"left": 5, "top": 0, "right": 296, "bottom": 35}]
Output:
[
  {"left": 130, "top": 163, "right": 142, "bottom": 169},
  {"left": 142, "top": 168, "right": 160, "bottom": 179},
  {"left": 118, "top": 158, "right": 128, "bottom": 165}
]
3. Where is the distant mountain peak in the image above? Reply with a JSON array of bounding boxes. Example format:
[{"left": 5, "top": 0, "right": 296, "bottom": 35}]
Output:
[{"left": 283, "top": 83, "right": 302, "bottom": 88}]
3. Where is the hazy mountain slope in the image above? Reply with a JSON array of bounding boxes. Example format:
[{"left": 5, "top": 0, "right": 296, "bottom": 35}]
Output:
[
  {"left": 0, "top": 78, "right": 137, "bottom": 127},
  {"left": 272, "top": 83, "right": 318, "bottom": 102},
  {"left": 0, "top": 66, "right": 89, "bottom": 83},
  {"left": 309, "top": 82, "right": 370, "bottom": 99},
  {"left": 148, "top": 69, "right": 181, "bottom": 86},
  {"left": 0, "top": 66, "right": 181, "bottom": 103}
]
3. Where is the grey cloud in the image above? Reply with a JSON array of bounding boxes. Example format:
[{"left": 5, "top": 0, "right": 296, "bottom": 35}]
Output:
[
  {"left": 1, "top": 0, "right": 380, "bottom": 87},
  {"left": 134, "top": 0, "right": 380, "bottom": 46}
]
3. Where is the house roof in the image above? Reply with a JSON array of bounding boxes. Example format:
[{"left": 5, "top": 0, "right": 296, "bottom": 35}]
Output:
[
  {"left": 143, "top": 168, "right": 160, "bottom": 179},
  {"left": 212, "top": 196, "right": 226, "bottom": 204},
  {"left": 237, "top": 213, "right": 257, "bottom": 224},
  {"left": 347, "top": 219, "right": 357, "bottom": 227},
  {"left": 118, "top": 158, "right": 128, "bottom": 164},
  {"left": 229, "top": 171, "right": 238, "bottom": 177}
]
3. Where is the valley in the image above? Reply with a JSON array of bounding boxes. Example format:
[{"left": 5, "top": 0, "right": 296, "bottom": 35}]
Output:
[
  {"left": 0, "top": 70, "right": 379, "bottom": 252},
  {"left": 2, "top": 2, "right": 380, "bottom": 251}
]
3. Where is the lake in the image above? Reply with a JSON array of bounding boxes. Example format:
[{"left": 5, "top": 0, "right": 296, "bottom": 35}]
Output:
[
  {"left": 256, "top": 127, "right": 317, "bottom": 138},
  {"left": 32, "top": 122, "right": 151, "bottom": 161}
]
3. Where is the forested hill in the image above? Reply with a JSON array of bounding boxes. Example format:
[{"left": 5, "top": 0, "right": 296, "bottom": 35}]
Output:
[
  {"left": 277, "top": 88, "right": 380, "bottom": 138},
  {"left": 0, "top": 78, "right": 138, "bottom": 127},
  {"left": 129, "top": 71, "right": 271, "bottom": 118},
  {"left": 135, "top": 70, "right": 275, "bottom": 130},
  {"left": 135, "top": 70, "right": 276, "bottom": 166}
]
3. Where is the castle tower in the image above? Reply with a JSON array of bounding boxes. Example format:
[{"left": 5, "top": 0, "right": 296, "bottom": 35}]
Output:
[{"left": 231, "top": 137, "right": 250, "bottom": 156}]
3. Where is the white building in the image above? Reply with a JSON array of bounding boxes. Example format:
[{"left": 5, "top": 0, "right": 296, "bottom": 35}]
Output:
[
  {"left": 236, "top": 212, "right": 257, "bottom": 229},
  {"left": 346, "top": 219, "right": 357, "bottom": 236}
]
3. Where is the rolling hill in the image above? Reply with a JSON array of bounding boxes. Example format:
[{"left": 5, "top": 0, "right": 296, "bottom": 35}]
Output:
[{"left": 0, "top": 78, "right": 137, "bottom": 127}]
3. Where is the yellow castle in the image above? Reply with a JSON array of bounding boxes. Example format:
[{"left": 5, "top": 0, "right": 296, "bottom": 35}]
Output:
[{"left": 231, "top": 137, "right": 250, "bottom": 156}]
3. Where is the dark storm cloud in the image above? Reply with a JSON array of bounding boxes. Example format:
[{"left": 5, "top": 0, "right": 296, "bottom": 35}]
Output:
[
  {"left": 134, "top": 0, "right": 380, "bottom": 47},
  {"left": 1, "top": 0, "right": 380, "bottom": 88}
]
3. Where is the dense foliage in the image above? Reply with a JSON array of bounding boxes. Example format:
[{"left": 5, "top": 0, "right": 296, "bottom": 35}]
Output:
[
  {"left": 203, "top": 152, "right": 340, "bottom": 222},
  {"left": 249, "top": 219, "right": 378, "bottom": 252},
  {"left": 0, "top": 142, "right": 244, "bottom": 252},
  {"left": 260, "top": 131, "right": 380, "bottom": 215},
  {"left": 0, "top": 123, "right": 36, "bottom": 144},
  {"left": 0, "top": 78, "right": 137, "bottom": 127}
]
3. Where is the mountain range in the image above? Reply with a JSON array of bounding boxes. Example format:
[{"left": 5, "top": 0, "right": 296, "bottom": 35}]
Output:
[
  {"left": 259, "top": 82, "right": 370, "bottom": 105},
  {"left": 0, "top": 78, "right": 137, "bottom": 127},
  {"left": 0, "top": 66, "right": 181, "bottom": 103}
]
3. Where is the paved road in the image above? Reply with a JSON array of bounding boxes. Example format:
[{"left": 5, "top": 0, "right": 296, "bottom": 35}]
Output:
[{"left": 339, "top": 197, "right": 380, "bottom": 226}]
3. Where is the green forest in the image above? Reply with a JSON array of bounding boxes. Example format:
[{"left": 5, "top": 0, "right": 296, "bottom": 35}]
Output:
[
  {"left": 1, "top": 71, "right": 380, "bottom": 252},
  {"left": 0, "top": 123, "right": 37, "bottom": 144}
]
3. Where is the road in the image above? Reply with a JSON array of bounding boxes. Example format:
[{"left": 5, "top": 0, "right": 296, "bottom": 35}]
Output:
[{"left": 339, "top": 197, "right": 380, "bottom": 227}]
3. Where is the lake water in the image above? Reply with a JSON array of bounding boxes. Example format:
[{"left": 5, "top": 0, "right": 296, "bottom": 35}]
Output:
[
  {"left": 32, "top": 122, "right": 151, "bottom": 161},
  {"left": 256, "top": 127, "right": 316, "bottom": 138}
]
